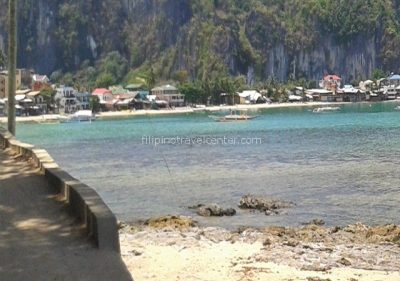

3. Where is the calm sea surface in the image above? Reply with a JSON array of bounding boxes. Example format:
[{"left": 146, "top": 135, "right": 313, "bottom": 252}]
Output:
[{"left": 16, "top": 102, "right": 400, "bottom": 228}]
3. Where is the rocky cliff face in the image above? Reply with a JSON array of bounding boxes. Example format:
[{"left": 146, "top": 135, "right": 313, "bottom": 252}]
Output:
[{"left": 0, "top": 0, "right": 398, "bottom": 82}]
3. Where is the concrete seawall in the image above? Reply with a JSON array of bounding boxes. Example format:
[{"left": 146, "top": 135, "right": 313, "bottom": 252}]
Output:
[{"left": 0, "top": 128, "right": 121, "bottom": 253}]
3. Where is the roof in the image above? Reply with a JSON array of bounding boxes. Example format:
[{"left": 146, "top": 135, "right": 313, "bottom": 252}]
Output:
[
  {"left": 238, "top": 90, "right": 261, "bottom": 101},
  {"left": 116, "top": 98, "right": 135, "bottom": 105},
  {"left": 288, "top": 95, "right": 303, "bottom": 101},
  {"left": 305, "top": 89, "right": 333, "bottom": 94},
  {"left": 16, "top": 89, "right": 31, "bottom": 95},
  {"left": 125, "top": 84, "right": 144, "bottom": 90},
  {"left": 152, "top": 84, "right": 177, "bottom": 91},
  {"left": 32, "top": 74, "right": 49, "bottom": 83},
  {"left": 388, "top": 74, "right": 400, "bottom": 80},
  {"left": 92, "top": 88, "right": 112, "bottom": 95},
  {"left": 27, "top": 91, "right": 41, "bottom": 97},
  {"left": 15, "top": 94, "right": 26, "bottom": 101},
  {"left": 324, "top": 75, "right": 341, "bottom": 81}
]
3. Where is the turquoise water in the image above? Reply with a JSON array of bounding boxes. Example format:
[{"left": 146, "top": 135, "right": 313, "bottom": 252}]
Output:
[{"left": 16, "top": 102, "right": 400, "bottom": 228}]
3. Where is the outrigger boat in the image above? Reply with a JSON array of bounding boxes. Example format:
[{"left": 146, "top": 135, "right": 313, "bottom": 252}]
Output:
[{"left": 209, "top": 109, "right": 257, "bottom": 122}]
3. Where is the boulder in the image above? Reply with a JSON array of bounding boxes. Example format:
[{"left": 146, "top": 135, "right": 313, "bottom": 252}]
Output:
[
  {"left": 194, "top": 204, "right": 237, "bottom": 217},
  {"left": 239, "top": 194, "right": 294, "bottom": 214},
  {"left": 145, "top": 215, "right": 197, "bottom": 229}
]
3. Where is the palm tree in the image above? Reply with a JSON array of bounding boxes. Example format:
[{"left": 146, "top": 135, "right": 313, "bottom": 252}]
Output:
[{"left": 7, "top": 0, "right": 17, "bottom": 135}]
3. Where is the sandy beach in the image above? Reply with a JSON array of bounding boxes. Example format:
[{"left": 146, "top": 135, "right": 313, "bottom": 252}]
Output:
[
  {"left": 0, "top": 101, "right": 347, "bottom": 124},
  {"left": 120, "top": 217, "right": 400, "bottom": 281}
]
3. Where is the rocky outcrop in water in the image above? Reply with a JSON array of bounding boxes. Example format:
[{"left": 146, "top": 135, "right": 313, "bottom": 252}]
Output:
[
  {"left": 189, "top": 204, "right": 236, "bottom": 217},
  {"left": 239, "top": 194, "right": 294, "bottom": 215}
]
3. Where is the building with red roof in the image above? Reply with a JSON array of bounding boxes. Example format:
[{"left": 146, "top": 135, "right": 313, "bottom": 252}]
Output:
[{"left": 320, "top": 74, "right": 341, "bottom": 92}]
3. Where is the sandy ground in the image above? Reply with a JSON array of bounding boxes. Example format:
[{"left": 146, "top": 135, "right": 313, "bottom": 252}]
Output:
[
  {"left": 0, "top": 101, "right": 347, "bottom": 123},
  {"left": 120, "top": 219, "right": 400, "bottom": 281},
  {"left": 0, "top": 148, "right": 133, "bottom": 281}
]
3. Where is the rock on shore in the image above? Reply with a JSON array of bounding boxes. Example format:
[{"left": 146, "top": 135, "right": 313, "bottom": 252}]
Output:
[{"left": 119, "top": 222, "right": 400, "bottom": 281}]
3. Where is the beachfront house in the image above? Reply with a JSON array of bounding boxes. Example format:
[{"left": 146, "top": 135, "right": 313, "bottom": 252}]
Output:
[
  {"left": 92, "top": 88, "right": 115, "bottom": 111},
  {"left": 26, "top": 90, "right": 48, "bottom": 114},
  {"left": 320, "top": 75, "right": 341, "bottom": 93},
  {"left": 220, "top": 92, "right": 241, "bottom": 105},
  {"left": 151, "top": 84, "right": 185, "bottom": 107},
  {"left": 55, "top": 86, "right": 79, "bottom": 114},
  {"left": 133, "top": 91, "right": 152, "bottom": 109},
  {"left": 337, "top": 85, "right": 365, "bottom": 102},
  {"left": 305, "top": 89, "right": 334, "bottom": 102},
  {"left": 237, "top": 90, "right": 264, "bottom": 104},
  {"left": 75, "top": 92, "right": 91, "bottom": 110}
]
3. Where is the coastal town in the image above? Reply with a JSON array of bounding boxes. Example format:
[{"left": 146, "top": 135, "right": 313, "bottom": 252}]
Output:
[{"left": 1, "top": 68, "right": 400, "bottom": 118}]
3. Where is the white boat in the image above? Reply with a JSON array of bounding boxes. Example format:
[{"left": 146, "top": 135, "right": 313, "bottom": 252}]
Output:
[
  {"left": 209, "top": 109, "right": 257, "bottom": 122},
  {"left": 312, "top": 106, "right": 341, "bottom": 113},
  {"left": 60, "top": 110, "right": 96, "bottom": 123}
]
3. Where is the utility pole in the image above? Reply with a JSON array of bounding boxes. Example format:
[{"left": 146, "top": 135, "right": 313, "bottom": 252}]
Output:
[{"left": 7, "top": 0, "right": 17, "bottom": 135}]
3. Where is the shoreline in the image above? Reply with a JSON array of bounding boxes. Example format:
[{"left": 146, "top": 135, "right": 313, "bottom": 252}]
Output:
[
  {"left": 0, "top": 101, "right": 373, "bottom": 124},
  {"left": 120, "top": 218, "right": 400, "bottom": 281}
]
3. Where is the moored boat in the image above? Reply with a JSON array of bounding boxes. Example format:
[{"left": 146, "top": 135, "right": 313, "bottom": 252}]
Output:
[
  {"left": 60, "top": 110, "right": 96, "bottom": 123},
  {"left": 209, "top": 109, "right": 257, "bottom": 122},
  {"left": 312, "top": 106, "right": 341, "bottom": 113}
]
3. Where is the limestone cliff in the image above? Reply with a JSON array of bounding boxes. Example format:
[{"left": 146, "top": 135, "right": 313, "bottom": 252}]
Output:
[{"left": 0, "top": 0, "right": 399, "bottom": 82}]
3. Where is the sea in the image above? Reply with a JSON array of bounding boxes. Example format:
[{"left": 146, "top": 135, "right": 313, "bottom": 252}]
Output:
[{"left": 16, "top": 102, "right": 400, "bottom": 229}]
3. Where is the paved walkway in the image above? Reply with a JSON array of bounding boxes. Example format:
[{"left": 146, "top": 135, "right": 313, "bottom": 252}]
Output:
[{"left": 0, "top": 149, "right": 133, "bottom": 281}]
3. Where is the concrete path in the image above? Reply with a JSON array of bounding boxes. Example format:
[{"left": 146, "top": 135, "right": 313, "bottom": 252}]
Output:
[{"left": 0, "top": 149, "right": 133, "bottom": 281}]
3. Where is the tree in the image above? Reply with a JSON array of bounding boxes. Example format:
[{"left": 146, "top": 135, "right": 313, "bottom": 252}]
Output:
[
  {"left": 372, "top": 69, "right": 386, "bottom": 80},
  {"left": 143, "top": 67, "right": 156, "bottom": 90},
  {"left": 8, "top": 0, "right": 17, "bottom": 135},
  {"left": 95, "top": 73, "right": 115, "bottom": 88},
  {"left": 40, "top": 86, "right": 55, "bottom": 112},
  {"left": 179, "top": 82, "right": 202, "bottom": 104},
  {"left": 0, "top": 50, "right": 6, "bottom": 69},
  {"left": 97, "top": 51, "right": 128, "bottom": 84},
  {"left": 50, "top": 70, "right": 63, "bottom": 84},
  {"left": 173, "top": 70, "right": 189, "bottom": 84}
]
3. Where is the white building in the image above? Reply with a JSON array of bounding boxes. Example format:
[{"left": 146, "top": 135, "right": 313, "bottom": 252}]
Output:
[
  {"left": 75, "top": 92, "right": 91, "bottom": 110},
  {"left": 55, "top": 86, "right": 78, "bottom": 114}
]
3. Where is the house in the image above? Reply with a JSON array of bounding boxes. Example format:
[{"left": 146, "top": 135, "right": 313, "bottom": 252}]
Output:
[
  {"left": 55, "top": 86, "right": 79, "bottom": 114},
  {"left": 92, "top": 88, "right": 115, "bottom": 111},
  {"left": 151, "top": 84, "right": 185, "bottom": 107},
  {"left": 133, "top": 91, "right": 152, "bottom": 110},
  {"left": 125, "top": 84, "right": 144, "bottom": 91},
  {"left": 31, "top": 74, "right": 50, "bottom": 91},
  {"left": 75, "top": 92, "right": 91, "bottom": 110},
  {"left": 388, "top": 74, "right": 400, "bottom": 87},
  {"left": 220, "top": 93, "right": 240, "bottom": 105},
  {"left": 288, "top": 95, "right": 303, "bottom": 102},
  {"left": 305, "top": 89, "right": 334, "bottom": 102},
  {"left": 237, "top": 90, "right": 263, "bottom": 104},
  {"left": 320, "top": 75, "right": 341, "bottom": 93},
  {"left": 27, "top": 91, "right": 48, "bottom": 114},
  {"left": 0, "top": 70, "right": 22, "bottom": 99},
  {"left": 337, "top": 85, "right": 365, "bottom": 102}
]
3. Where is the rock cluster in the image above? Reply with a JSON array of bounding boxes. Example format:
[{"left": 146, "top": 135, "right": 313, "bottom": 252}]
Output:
[
  {"left": 189, "top": 204, "right": 236, "bottom": 217},
  {"left": 144, "top": 215, "right": 197, "bottom": 229},
  {"left": 239, "top": 194, "right": 294, "bottom": 215}
]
